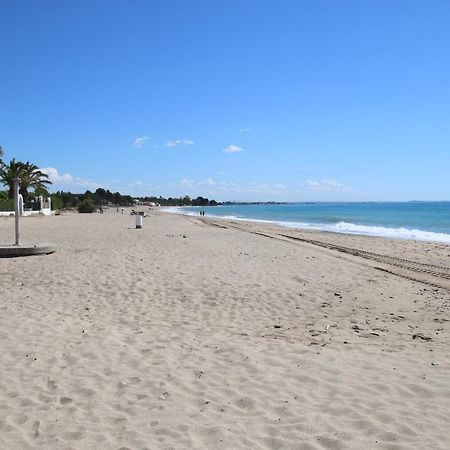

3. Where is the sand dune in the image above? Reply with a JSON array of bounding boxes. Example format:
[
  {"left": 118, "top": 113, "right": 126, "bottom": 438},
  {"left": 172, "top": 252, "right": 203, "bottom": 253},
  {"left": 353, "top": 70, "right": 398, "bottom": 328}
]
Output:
[{"left": 0, "top": 210, "right": 449, "bottom": 449}]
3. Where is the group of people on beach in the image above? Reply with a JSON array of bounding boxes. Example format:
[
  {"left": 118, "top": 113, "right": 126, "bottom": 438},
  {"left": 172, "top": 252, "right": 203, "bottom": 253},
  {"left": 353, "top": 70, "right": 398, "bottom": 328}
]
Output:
[{"left": 199, "top": 210, "right": 206, "bottom": 217}]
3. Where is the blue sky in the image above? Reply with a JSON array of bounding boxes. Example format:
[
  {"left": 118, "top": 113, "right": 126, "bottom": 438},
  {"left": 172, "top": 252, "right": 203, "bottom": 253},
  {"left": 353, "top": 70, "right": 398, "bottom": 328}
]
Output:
[{"left": 1, "top": 0, "right": 449, "bottom": 201}]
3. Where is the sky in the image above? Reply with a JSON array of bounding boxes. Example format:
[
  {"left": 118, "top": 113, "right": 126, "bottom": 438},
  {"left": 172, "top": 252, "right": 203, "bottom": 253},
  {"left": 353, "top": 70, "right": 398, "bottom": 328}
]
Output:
[{"left": 1, "top": 0, "right": 450, "bottom": 201}]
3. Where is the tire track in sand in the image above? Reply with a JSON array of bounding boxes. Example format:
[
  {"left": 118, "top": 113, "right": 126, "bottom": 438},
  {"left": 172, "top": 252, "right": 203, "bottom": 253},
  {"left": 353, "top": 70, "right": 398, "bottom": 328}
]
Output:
[{"left": 196, "top": 217, "right": 450, "bottom": 291}]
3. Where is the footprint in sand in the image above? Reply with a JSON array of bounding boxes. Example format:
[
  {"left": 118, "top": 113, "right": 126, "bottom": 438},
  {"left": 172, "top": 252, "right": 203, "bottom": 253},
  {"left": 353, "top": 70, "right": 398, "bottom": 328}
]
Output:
[
  {"left": 32, "top": 420, "right": 40, "bottom": 438},
  {"left": 47, "top": 379, "right": 57, "bottom": 390}
]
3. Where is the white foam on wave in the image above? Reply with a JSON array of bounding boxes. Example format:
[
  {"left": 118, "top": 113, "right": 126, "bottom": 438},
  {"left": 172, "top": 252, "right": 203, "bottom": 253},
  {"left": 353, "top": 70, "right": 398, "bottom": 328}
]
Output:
[
  {"left": 162, "top": 207, "right": 184, "bottom": 214},
  {"left": 294, "top": 221, "right": 450, "bottom": 244},
  {"left": 164, "top": 207, "right": 450, "bottom": 244}
]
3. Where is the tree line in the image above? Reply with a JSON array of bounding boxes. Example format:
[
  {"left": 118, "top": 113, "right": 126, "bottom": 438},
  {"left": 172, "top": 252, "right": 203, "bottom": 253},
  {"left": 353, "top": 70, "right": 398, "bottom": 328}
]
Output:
[
  {"left": 136, "top": 195, "right": 218, "bottom": 206},
  {"left": 0, "top": 147, "right": 219, "bottom": 211},
  {"left": 51, "top": 189, "right": 135, "bottom": 210},
  {"left": 53, "top": 191, "right": 219, "bottom": 209}
]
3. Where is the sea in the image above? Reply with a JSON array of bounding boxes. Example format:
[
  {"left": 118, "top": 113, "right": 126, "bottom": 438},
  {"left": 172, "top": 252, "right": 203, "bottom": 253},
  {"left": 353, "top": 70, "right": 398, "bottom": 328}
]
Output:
[{"left": 169, "top": 202, "right": 450, "bottom": 244}]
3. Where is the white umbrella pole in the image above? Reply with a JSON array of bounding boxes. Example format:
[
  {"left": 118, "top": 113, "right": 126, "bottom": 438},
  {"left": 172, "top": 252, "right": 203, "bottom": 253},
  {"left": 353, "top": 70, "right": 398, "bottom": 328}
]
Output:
[{"left": 13, "top": 178, "right": 20, "bottom": 245}]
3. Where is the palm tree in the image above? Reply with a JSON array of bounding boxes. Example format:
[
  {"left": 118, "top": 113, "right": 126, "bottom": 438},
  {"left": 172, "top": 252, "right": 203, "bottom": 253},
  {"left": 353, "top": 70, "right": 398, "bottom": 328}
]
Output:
[
  {"left": 19, "top": 162, "right": 52, "bottom": 201},
  {"left": 0, "top": 159, "right": 52, "bottom": 201},
  {"left": 0, "top": 158, "right": 26, "bottom": 199}
]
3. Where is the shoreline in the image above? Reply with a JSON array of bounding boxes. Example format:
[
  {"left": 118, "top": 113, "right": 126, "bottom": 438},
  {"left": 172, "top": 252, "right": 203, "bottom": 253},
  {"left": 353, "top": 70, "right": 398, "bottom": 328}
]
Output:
[
  {"left": 176, "top": 211, "right": 450, "bottom": 290},
  {"left": 165, "top": 206, "right": 450, "bottom": 245}
]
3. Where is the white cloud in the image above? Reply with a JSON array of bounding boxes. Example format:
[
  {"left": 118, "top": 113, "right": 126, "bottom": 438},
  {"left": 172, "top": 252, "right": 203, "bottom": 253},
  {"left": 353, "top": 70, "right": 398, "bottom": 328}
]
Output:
[
  {"left": 165, "top": 139, "right": 194, "bottom": 148},
  {"left": 306, "top": 179, "right": 352, "bottom": 193},
  {"left": 41, "top": 167, "right": 74, "bottom": 184},
  {"left": 239, "top": 128, "right": 251, "bottom": 133},
  {"left": 129, "top": 181, "right": 144, "bottom": 188},
  {"left": 178, "top": 178, "right": 195, "bottom": 188},
  {"left": 222, "top": 144, "right": 244, "bottom": 153},
  {"left": 171, "top": 178, "right": 287, "bottom": 197},
  {"left": 198, "top": 178, "right": 217, "bottom": 186},
  {"left": 41, "top": 167, "right": 102, "bottom": 190},
  {"left": 245, "top": 182, "right": 287, "bottom": 194},
  {"left": 133, "top": 136, "right": 149, "bottom": 148}
]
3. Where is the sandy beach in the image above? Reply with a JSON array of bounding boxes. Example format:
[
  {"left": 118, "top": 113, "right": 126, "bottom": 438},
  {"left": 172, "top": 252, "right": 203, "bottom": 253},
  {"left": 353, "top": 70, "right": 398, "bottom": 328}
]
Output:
[{"left": 0, "top": 210, "right": 449, "bottom": 450}]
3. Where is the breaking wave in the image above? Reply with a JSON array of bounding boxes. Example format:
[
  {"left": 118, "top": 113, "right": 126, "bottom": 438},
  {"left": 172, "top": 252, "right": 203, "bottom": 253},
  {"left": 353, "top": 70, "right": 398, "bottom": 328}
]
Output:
[{"left": 164, "top": 207, "right": 450, "bottom": 244}]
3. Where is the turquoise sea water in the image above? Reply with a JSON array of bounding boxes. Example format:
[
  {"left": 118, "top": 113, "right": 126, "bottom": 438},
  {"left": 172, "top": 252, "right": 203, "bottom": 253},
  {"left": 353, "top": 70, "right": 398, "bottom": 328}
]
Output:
[{"left": 171, "top": 202, "right": 450, "bottom": 244}]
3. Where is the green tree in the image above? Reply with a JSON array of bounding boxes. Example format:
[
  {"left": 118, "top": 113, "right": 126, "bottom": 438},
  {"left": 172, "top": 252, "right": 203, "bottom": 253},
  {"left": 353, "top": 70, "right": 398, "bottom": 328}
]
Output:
[
  {"left": 50, "top": 194, "right": 63, "bottom": 210},
  {"left": 95, "top": 188, "right": 106, "bottom": 204},
  {"left": 113, "top": 192, "right": 122, "bottom": 205},
  {"left": 34, "top": 184, "right": 50, "bottom": 198},
  {"left": 19, "top": 162, "right": 51, "bottom": 201},
  {"left": 0, "top": 159, "right": 52, "bottom": 201},
  {"left": 77, "top": 198, "right": 96, "bottom": 213},
  {"left": 0, "top": 158, "right": 26, "bottom": 199},
  {"left": 192, "top": 196, "right": 209, "bottom": 206}
]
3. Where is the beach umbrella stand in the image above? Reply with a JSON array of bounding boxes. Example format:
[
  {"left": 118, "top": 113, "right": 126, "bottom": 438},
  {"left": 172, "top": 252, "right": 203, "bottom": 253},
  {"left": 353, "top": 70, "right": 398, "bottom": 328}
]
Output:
[{"left": 0, "top": 178, "right": 56, "bottom": 257}]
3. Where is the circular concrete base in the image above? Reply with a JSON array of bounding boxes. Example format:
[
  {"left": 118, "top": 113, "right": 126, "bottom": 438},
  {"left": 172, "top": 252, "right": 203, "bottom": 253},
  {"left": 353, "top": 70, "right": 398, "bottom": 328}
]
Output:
[{"left": 0, "top": 242, "right": 56, "bottom": 257}]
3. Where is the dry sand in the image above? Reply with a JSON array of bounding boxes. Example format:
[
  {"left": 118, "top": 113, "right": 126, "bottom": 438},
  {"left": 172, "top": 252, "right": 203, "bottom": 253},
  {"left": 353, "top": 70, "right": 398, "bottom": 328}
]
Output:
[{"left": 0, "top": 209, "right": 449, "bottom": 450}]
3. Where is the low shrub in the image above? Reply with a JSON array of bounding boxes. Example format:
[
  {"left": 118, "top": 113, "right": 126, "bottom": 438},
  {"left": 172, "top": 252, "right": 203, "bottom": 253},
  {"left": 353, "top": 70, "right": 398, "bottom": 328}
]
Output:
[
  {"left": 51, "top": 195, "right": 63, "bottom": 210},
  {"left": 0, "top": 199, "right": 14, "bottom": 211},
  {"left": 77, "top": 198, "right": 96, "bottom": 213}
]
